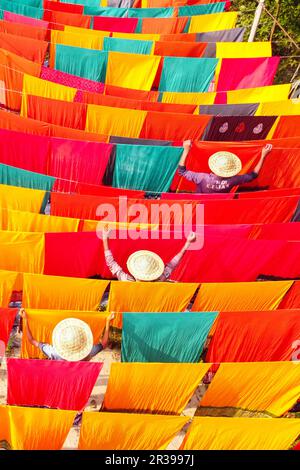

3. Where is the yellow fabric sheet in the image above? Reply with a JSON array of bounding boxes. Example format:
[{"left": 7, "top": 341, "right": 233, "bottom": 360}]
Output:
[
  {"left": 108, "top": 281, "right": 199, "bottom": 314},
  {"left": 162, "top": 91, "right": 216, "bottom": 105},
  {"left": 226, "top": 84, "right": 291, "bottom": 105},
  {"left": 50, "top": 29, "right": 107, "bottom": 67},
  {"left": 256, "top": 99, "right": 300, "bottom": 116},
  {"left": 103, "top": 362, "right": 211, "bottom": 414},
  {"left": 22, "top": 273, "right": 109, "bottom": 310},
  {"left": 21, "top": 309, "right": 109, "bottom": 359},
  {"left": 180, "top": 417, "right": 300, "bottom": 450},
  {"left": 112, "top": 32, "right": 160, "bottom": 41},
  {"left": 21, "top": 74, "right": 77, "bottom": 117},
  {"left": 106, "top": 52, "right": 161, "bottom": 91},
  {"left": 0, "top": 405, "right": 75, "bottom": 450},
  {"left": 0, "top": 208, "right": 80, "bottom": 233},
  {"left": 79, "top": 412, "right": 189, "bottom": 450},
  {"left": 216, "top": 42, "right": 272, "bottom": 58},
  {"left": 85, "top": 104, "right": 147, "bottom": 138},
  {"left": 0, "top": 184, "right": 46, "bottom": 213},
  {"left": 200, "top": 362, "right": 300, "bottom": 417},
  {"left": 0, "top": 269, "right": 18, "bottom": 307},
  {"left": 82, "top": 219, "right": 157, "bottom": 232},
  {"left": 188, "top": 12, "right": 238, "bottom": 33},
  {"left": 0, "top": 230, "right": 44, "bottom": 274},
  {"left": 192, "top": 281, "right": 293, "bottom": 312}
]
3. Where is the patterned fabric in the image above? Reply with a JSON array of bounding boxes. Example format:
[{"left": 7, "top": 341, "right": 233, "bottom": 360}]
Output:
[
  {"left": 40, "top": 67, "right": 104, "bottom": 95},
  {"left": 202, "top": 116, "right": 277, "bottom": 141}
]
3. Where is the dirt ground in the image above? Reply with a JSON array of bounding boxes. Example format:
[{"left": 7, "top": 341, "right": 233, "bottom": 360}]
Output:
[{"left": 0, "top": 330, "right": 205, "bottom": 450}]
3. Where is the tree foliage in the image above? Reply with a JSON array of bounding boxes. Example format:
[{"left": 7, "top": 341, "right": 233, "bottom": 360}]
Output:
[{"left": 231, "top": 0, "right": 300, "bottom": 84}]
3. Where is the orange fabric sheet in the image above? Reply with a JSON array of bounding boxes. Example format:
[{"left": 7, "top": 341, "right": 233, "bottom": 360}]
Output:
[
  {"left": 79, "top": 412, "right": 189, "bottom": 450},
  {"left": 0, "top": 405, "right": 75, "bottom": 450},
  {"left": 272, "top": 116, "right": 300, "bottom": 139},
  {"left": 192, "top": 281, "right": 293, "bottom": 312},
  {"left": 104, "top": 84, "right": 159, "bottom": 102},
  {"left": 0, "top": 270, "right": 18, "bottom": 307},
  {"left": 21, "top": 309, "right": 108, "bottom": 359},
  {"left": 0, "top": 231, "right": 44, "bottom": 274},
  {"left": 22, "top": 273, "right": 109, "bottom": 310},
  {"left": 108, "top": 281, "right": 199, "bottom": 317},
  {"left": 43, "top": 10, "right": 91, "bottom": 29},
  {"left": 154, "top": 41, "right": 207, "bottom": 57},
  {"left": 0, "top": 208, "right": 80, "bottom": 233},
  {"left": 0, "top": 20, "right": 47, "bottom": 41},
  {"left": 103, "top": 362, "right": 211, "bottom": 414},
  {"left": 0, "top": 31, "right": 48, "bottom": 64},
  {"left": 140, "top": 111, "right": 211, "bottom": 140}
]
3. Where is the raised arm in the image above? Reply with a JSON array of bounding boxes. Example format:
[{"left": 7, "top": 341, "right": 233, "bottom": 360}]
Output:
[
  {"left": 100, "top": 313, "right": 115, "bottom": 349},
  {"left": 178, "top": 140, "right": 192, "bottom": 167},
  {"left": 102, "top": 228, "right": 133, "bottom": 281},
  {"left": 253, "top": 143, "right": 273, "bottom": 175},
  {"left": 19, "top": 308, "right": 39, "bottom": 348},
  {"left": 161, "top": 232, "right": 196, "bottom": 280}
]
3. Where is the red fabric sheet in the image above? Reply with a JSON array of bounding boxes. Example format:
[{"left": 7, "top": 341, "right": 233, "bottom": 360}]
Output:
[
  {"left": 216, "top": 57, "right": 280, "bottom": 92},
  {"left": 43, "top": 10, "right": 91, "bottom": 29},
  {"left": 161, "top": 192, "right": 234, "bottom": 200},
  {"left": 279, "top": 282, "right": 300, "bottom": 309},
  {"left": 206, "top": 309, "right": 300, "bottom": 363},
  {"left": 27, "top": 95, "right": 87, "bottom": 130},
  {"left": 0, "top": 128, "right": 50, "bottom": 174},
  {"left": 239, "top": 188, "right": 300, "bottom": 199},
  {"left": 7, "top": 358, "right": 103, "bottom": 410},
  {"left": 49, "top": 138, "right": 113, "bottom": 190},
  {"left": 154, "top": 41, "right": 207, "bottom": 57},
  {"left": 93, "top": 16, "right": 138, "bottom": 33},
  {"left": 104, "top": 85, "right": 159, "bottom": 102},
  {"left": 76, "top": 183, "right": 145, "bottom": 198},
  {"left": 0, "top": 19, "right": 48, "bottom": 41},
  {"left": 139, "top": 112, "right": 211, "bottom": 141},
  {"left": 272, "top": 116, "right": 300, "bottom": 139},
  {"left": 251, "top": 223, "right": 300, "bottom": 241},
  {"left": 172, "top": 236, "right": 300, "bottom": 283},
  {"left": 0, "top": 308, "right": 18, "bottom": 348},
  {"left": 44, "top": 232, "right": 103, "bottom": 278},
  {"left": 44, "top": 0, "right": 84, "bottom": 14}
]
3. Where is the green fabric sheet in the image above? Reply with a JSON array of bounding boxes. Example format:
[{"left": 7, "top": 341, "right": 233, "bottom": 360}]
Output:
[
  {"left": 122, "top": 312, "right": 218, "bottom": 363},
  {"left": 112, "top": 144, "right": 182, "bottom": 193},
  {"left": 55, "top": 45, "right": 108, "bottom": 83},
  {"left": 0, "top": 164, "right": 55, "bottom": 192},
  {"left": 103, "top": 37, "right": 153, "bottom": 55},
  {"left": 159, "top": 57, "right": 219, "bottom": 93},
  {"left": 178, "top": 2, "right": 226, "bottom": 17}
]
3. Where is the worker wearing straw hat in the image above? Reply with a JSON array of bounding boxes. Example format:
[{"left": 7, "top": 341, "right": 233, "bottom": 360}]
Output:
[
  {"left": 19, "top": 309, "right": 114, "bottom": 361},
  {"left": 177, "top": 140, "right": 273, "bottom": 193},
  {"left": 103, "top": 228, "right": 196, "bottom": 282}
]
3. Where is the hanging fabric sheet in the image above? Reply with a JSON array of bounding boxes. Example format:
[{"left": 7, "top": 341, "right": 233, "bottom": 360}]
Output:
[
  {"left": 122, "top": 312, "right": 218, "bottom": 362},
  {"left": 202, "top": 116, "right": 277, "bottom": 141},
  {"left": 180, "top": 417, "right": 300, "bottom": 450},
  {"left": 0, "top": 405, "right": 75, "bottom": 450},
  {"left": 22, "top": 273, "right": 109, "bottom": 310},
  {"left": 7, "top": 358, "right": 103, "bottom": 410},
  {"left": 0, "top": 231, "right": 45, "bottom": 274},
  {"left": 79, "top": 412, "right": 189, "bottom": 450},
  {"left": 54, "top": 45, "right": 108, "bottom": 82},
  {"left": 102, "top": 362, "right": 211, "bottom": 414},
  {"left": 0, "top": 308, "right": 18, "bottom": 347},
  {"left": 188, "top": 12, "right": 238, "bottom": 33}
]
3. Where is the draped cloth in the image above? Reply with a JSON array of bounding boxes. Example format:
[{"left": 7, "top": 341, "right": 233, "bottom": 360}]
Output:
[
  {"left": 139, "top": 112, "right": 211, "bottom": 140},
  {"left": 7, "top": 358, "right": 103, "bottom": 410},
  {"left": 0, "top": 308, "right": 18, "bottom": 347},
  {"left": 102, "top": 362, "right": 211, "bottom": 414},
  {"left": 216, "top": 57, "right": 280, "bottom": 92},
  {"left": 21, "top": 309, "right": 109, "bottom": 359},
  {"left": 0, "top": 164, "right": 55, "bottom": 192},
  {"left": 93, "top": 16, "right": 138, "bottom": 33},
  {"left": 207, "top": 310, "right": 300, "bottom": 363},
  {"left": 226, "top": 84, "right": 291, "bottom": 104},
  {"left": 0, "top": 405, "right": 75, "bottom": 450},
  {"left": 256, "top": 99, "right": 300, "bottom": 116},
  {"left": 112, "top": 144, "right": 182, "bottom": 192},
  {"left": 103, "top": 37, "right": 153, "bottom": 55},
  {"left": 0, "top": 270, "right": 18, "bottom": 308},
  {"left": 273, "top": 116, "right": 300, "bottom": 139},
  {"left": 180, "top": 417, "right": 300, "bottom": 450},
  {"left": 122, "top": 312, "right": 218, "bottom": 362},
  {"left": 0, "top": 184, "right": 47, "bottom": 213},
  {"left": 199, "top": 362, "right": 300, "bottom": 417},
  {"left": 192, "top": 281, "right": 293, "bottom": 312},
  {"left": 79, "top": 412, "right": 189, "bottom": 450},
  {"left": 188, "top": 12, "right": 238, "bottom": 33},
  {"left": 106, "top": 52, "right": 161, "bottom": 90},
  {"left": 159, "top": 57, "right": 218, "bottom": 93},
  {"left": 22, "top": 273, "right": 109, "bottom": 310},
  {"left": 0, "top": 231, "right": 44, "bottom": 274},
  {"left": 1, "top": 209, "right": 80, "bottom": 233},
  {"left": 215, "top": 42, "right": 272, "bottom": 58},
  {"left": 85, "top": 105, "right": 147, "bottom": 138},
  {"left": 202, "top": 116, "right": 277, "bottom": 141},
  {"left": 0, "top": 31, "right": 48, "bottom": 64},
  {"left": 108, "top": 281, "right": 199, "bottom": 315}
]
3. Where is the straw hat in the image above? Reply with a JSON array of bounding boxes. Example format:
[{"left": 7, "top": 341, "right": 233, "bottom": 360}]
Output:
[
  {"left": 52, "top": 318, "right": 93, "bottom": 361},
  {"left": 127, "top": 250, "right": 164, "bottom": 281},
  {"left": 208, "top": 151, "right": 242, "bottom": 178}
]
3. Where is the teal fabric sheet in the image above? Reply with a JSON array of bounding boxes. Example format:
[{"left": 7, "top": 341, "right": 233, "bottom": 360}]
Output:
[
  {"left": 103, "top": 37, "right": 153, "bottom": 55},
  {"left": 0, "top": 164, "right": 55, "bottom": 192},
  {"left": 55, "top": 45, "right": 108, "bottom": 82},
  {"left": 178, "top": 2, "right": 226, "bottom": 17}
]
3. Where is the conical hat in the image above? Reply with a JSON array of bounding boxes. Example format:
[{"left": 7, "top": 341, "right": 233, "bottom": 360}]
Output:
[
  {"left": 52, "top": 318, "right": 93, "bottom": 362},
  {"left": 127, "top": 250, "right": 164, "bottom": 281},
  {"left": 208, "top": 151, "right": 242, "bottom": 178}
]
